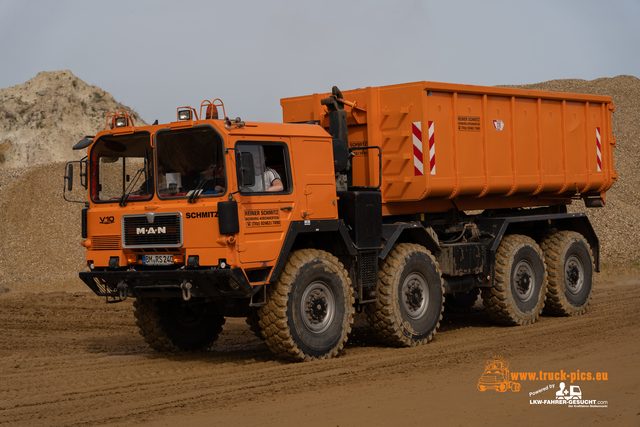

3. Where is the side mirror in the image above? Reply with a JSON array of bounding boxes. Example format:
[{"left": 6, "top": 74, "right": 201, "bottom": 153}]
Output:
[
  {"left": 65, "top": 163, "right": 74, "bottom": 191},
  {"left": 63, "top": 159, "right": 88, "bottom": 204},
  {"left": 237, "top": 152, "right": 255, "bottom": 188}
]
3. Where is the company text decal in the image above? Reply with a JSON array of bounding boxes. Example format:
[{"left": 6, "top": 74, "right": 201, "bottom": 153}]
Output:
[{"left": 244, "top": 209, "right": 281, "bottom": 228}]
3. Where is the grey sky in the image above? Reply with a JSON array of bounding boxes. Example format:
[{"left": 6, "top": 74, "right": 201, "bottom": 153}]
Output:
[{"left": 1, "top": 0, "right": 638, "bottom": 124}]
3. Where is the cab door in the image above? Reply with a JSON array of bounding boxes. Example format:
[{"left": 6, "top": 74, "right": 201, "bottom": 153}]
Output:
[{"left": 235, "top": 140, "right": 296, "bottom": 264}]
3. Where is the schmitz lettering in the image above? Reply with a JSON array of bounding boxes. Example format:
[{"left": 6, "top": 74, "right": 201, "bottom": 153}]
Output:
[
  {"left": 186, "top": 212, "right": 218, "bottom": 219},
  {"left": 244, "top": 209, "right": 281, "bottom": 228},
  {"left": 457, "top": 115, "right": 481, "bottom": 132}
]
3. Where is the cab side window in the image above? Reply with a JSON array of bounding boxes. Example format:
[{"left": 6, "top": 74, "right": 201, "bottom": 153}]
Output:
[{"left": 238, "top": 143, "right": 291, "bottom": 193}]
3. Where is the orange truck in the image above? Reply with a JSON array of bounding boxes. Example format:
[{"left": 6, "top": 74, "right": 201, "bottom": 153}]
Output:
[{"left": 64, "top": 81, "right": 616, "bottom": 362}]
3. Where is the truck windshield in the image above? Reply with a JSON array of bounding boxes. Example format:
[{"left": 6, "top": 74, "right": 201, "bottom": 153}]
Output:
[
  {"left": 90, "top": 132, "right": 153, "bottom": 203},
  {"left": 155, "top": 126, "right": 225, "bottom": 199}
]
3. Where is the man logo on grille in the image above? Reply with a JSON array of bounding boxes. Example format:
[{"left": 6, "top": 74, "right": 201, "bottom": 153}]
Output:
[{"left": 136, "top": 227, "right": 167, "bottom": 235}]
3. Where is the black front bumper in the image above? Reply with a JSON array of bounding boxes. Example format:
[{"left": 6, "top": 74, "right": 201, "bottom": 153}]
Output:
[{"left": 79, "top": 268, "right": 258, "bottom": 299}]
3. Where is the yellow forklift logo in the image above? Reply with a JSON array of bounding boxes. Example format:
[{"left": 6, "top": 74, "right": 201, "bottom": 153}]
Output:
[{"left": 478, "top": 357, "right": 521, "bottom": 392}]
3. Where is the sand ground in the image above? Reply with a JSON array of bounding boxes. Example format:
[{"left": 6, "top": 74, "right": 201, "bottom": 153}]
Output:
[{"left": 1, "top": 271, "right": 638, "bottom": 426}]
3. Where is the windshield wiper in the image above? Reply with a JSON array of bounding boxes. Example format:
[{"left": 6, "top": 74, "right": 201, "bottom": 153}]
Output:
[
  {"left": 119, "top": 167, "right": 146, "bottom": 207},
  {"left": 187, "top": 163, "right": 216, "bottom": 204}
]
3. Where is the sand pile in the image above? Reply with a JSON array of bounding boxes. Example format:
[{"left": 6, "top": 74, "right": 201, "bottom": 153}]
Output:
[
  {"left": 0, "top": 163, "right": 85, "bottom": 290},
  {"left": 0, "top": 70, "right": 145, "bottom": 291},
  {"left": 0, "top": 73, "right": 638, "bottom": 291},
  {"left": 0, "top": 70, "right": 146, "bottom": 168},
  {"left": 503, "top": 77, "right": 640, "bottom": 270}
]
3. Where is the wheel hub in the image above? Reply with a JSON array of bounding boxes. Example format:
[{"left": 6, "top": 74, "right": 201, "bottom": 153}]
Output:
[
  {"left": 172, "top": 303, "right": 204, "bottom": 328},
  {"left": 513, "top": 259, "right": 535, "bottom": 302},
  {"left": 405, "top": 285, "right": 424, "bottom": 312},
  {"left": 401, "top": 272, "right": 429, "bottom": 320},
  {"left": 306, "top": 290, "right": 328, "bottom": 323},
  {"left": 565, "top": 255, "right": 584, "bottom": 295},
  {"left": 301, "top": 281, "right": 335, "bottom": 334}
]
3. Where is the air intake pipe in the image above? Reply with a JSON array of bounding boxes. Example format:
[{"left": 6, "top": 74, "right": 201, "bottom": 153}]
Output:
[{"left": 321, "top": 87, "right": 350, "bottom": 180}]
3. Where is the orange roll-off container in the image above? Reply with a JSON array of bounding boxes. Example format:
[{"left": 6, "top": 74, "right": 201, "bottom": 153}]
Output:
[{"left": 281, "top": 81, "right": 617, "bottom": 215}]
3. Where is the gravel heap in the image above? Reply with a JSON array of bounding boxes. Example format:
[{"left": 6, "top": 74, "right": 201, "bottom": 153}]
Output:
[
  {"left": 0, "top": 75, "right": 638, "bottom": 292},
  {"left": 0, "top": 70, "right": 145, "bottom": 168},
  {"left": 502, "top": 76, "right": 640, "bottom": 271},
  {"left": 0, "top": 70, "right": 145, "bottom": 291},
  {"left": 0, "top": 163, "right": 86, "bottom": 290}
]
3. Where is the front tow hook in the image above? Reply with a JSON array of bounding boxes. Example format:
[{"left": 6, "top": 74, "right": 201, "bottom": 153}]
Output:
[
  {"left": 117, "top": 280, "right": 129, "bottom": 301},
  {"left": 181, "top": 280, "right": 192, "bottom": 301}
]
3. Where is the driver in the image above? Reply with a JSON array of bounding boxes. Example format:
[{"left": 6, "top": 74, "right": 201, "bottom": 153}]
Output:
[{"left": 244, "top": 147, "right": 283, "bottom": 192}]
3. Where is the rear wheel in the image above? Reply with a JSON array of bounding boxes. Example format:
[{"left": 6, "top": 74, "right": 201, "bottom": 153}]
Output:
[
  {"left": 540, "top": 231, "right": 594, "bottom": 316},
  {"left": 258, "top": 249, "right": 354, "bottom": 362},
  {"left": 134, "top": 298, "right": 225, "bottom": 352},
  {"left": 366, "top": 243, "right": 444, "bottom": 347},
  {"left": 482, "top": 234, "right": 547, "bottom": 325}
]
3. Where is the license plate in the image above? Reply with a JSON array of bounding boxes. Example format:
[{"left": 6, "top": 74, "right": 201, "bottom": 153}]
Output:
[{"left": 143, "top": 254, "right": 174, "bottom": 266}]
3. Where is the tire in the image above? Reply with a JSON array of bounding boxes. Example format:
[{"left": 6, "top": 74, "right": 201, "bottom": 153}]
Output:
[
  {"left": 482, "top": 234, "right": 547, "bottom": 326},
  {"left": 365, "top": 243, "right": 444, "bottom": 347},
  {"left": 540, "top": 231, "right": 594, "bottom": 316},
  {"left": 245, "top": 309, "right": 265, "bottom": 341},
  {"left": 444, "top": 288, "right": 480, "bottom": 313},
  {"left": 134, "top": 298, "right": 225, "bottom": 352},
  {"left": 258, "top": 249, "right": 354, "bottom": 362},
  {"left": 511, "top": 383, "right": 521, "bottom": 392}
]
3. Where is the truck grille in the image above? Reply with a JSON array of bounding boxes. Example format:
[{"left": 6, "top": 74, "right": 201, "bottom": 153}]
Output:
[{"left": 122, "top": 213, "right": 183, "bottom": 248}]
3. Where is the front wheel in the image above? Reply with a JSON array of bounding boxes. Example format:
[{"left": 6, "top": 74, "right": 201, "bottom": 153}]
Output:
[
  {"left": 541, "top": 231, "right": 594, "bottom": 316},
  {"left": 258, "top": 249, "right": 354, "bottom": 362},
  {"left": 134, "top": 298, "right": 225, "bottom": 352},
  {"left": 365, "top": 243, "right": 444, "bottom": 347}
]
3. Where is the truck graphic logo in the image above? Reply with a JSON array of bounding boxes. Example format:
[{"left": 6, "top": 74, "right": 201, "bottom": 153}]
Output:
[
  {"left": 478, "top": 357, "right": 521, "bottom": 392},
  {"left": 556, "top": 382, "right": 582, "bottom": 399},
  {"left": 136, "top": 227, "right": 166, "bottom": 235}
]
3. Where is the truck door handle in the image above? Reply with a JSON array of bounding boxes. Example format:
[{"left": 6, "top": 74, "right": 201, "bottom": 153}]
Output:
[{"left": 280, "top": 206, "right": 293, "bottom": 210}]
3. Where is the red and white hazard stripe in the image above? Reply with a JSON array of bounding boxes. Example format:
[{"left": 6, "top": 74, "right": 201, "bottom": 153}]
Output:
[
  {"left": 596, "top": 127, "right": 602, "bottom": 172},
  {"left": 428, "top": 121, "right": 436, "bottom": 175},
  {"left": 412, "top": 121, "right": 436, "bottom": 176},
  {"left": 412, "top": 122, "right": 424, "bottom": 176}
]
